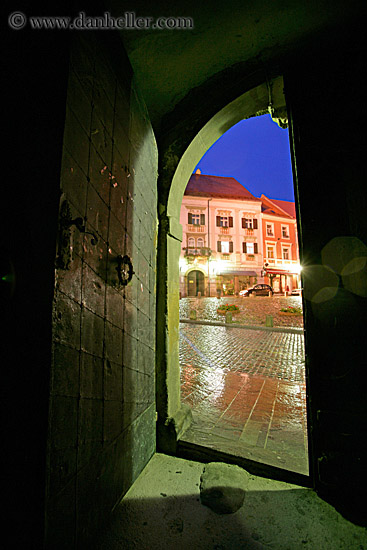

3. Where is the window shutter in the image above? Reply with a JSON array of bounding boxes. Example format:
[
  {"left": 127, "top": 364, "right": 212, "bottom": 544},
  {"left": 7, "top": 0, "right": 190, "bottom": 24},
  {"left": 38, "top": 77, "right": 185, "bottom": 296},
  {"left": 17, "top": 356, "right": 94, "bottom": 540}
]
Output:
[
  {"left": 254, "top": 243, "right": 258, "bottom": 254},
  {"left": 243, "top": 242, "right": 247, "bottom": 253},
  {"left": 216, "top": 216, "right": 220, "bottom": 227},
  {"left": 229, "top": 242, "right": 233, "bottom": 253},
  {"left": 217, "top": 241, "right": 221, "bottom": 252},
  {"left": 188, "top": 213, "right": 192, "bottom": 224},
  {"left": 253, "top": 218, "right": 258, "bottom": 229},
  {"left": 200, "top": 213, "right": 205, "bottom": 225},
  {"left": 242, "top": 218, "right": 246, "bottom": 228},
  {"left": 229, "top": 217, "right": 233, "bottom": 227}
]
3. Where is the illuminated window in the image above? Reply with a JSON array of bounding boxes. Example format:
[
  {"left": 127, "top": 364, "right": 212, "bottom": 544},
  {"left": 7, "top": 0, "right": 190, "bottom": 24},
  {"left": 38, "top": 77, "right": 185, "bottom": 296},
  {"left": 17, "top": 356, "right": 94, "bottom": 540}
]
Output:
[
  {"left": 243, "top": 242, "right": 258, "bottom": 254},
  {"left": 217, "top": 241, "right": 233, "bottom": 253},
  {"left": 267, "top": 244, "right": 275, "bottom": 258}
]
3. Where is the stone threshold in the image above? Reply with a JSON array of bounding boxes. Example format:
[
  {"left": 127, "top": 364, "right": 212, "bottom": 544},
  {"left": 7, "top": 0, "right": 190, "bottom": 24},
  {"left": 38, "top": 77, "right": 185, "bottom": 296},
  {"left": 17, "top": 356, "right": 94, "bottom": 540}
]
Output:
[{"left": 179, "top": 318, "right": 304, "bottom": 335}]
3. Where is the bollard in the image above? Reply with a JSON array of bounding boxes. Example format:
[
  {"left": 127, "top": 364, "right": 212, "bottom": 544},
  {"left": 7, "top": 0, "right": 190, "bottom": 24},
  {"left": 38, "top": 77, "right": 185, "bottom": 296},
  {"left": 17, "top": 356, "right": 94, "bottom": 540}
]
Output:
[
  {"left": 265, "top": 315, "right": 273, "bottom": 327},
  {"left": 189, "top": 309, "right": 197, "bottom": 320},
  {"left": 225, "top": 311, "right": 232, "bottom": 323}
]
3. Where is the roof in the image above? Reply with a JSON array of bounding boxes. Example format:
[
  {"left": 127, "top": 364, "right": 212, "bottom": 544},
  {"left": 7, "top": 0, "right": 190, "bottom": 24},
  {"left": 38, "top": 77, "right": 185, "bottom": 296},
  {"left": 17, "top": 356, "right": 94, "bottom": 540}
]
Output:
[
  {"left": 260, "top": 194, "right": 296, "bottom": 218},
  {"left": 184, "top": 173, "right": 261, "bottom": 201},
  {"left": 269, "top": 198, "right": 296, "bottom": 218}
]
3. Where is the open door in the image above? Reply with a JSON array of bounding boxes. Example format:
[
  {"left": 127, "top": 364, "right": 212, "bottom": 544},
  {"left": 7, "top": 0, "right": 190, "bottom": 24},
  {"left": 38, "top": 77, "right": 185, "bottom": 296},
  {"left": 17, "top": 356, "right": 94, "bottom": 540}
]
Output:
[{"left": 285, "top": 33, "right": 366, "bottom": 525}]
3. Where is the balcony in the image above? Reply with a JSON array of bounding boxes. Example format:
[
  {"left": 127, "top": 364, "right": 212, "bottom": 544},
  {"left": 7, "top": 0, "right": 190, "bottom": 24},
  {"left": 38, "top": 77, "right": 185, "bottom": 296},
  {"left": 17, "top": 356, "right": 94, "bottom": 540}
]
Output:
[
  {"left": 219, "top": 226, "right": 230, "bottom": 234},
  {"left": 187, "top": 224, "right": 206, "bottom": 233},
  {"left": 184, "top": 247, "right": 212, "bottom": 258},
  {"left": 264, "top": 258, "right": 299, "bottom": 268},
  {"left": 243, "top": 228, "right": 255, "bottom": 236}
]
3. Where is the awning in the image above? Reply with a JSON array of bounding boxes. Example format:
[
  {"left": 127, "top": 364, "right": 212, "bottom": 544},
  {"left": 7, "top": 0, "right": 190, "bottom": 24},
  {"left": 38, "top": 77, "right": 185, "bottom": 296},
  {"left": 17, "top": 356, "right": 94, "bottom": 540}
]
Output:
[
  {"left": 219, "top": 270, "right": 257, "bottom": 276},
  {"left": 265, "top": 269, "right": 299, "bottom": 275}
]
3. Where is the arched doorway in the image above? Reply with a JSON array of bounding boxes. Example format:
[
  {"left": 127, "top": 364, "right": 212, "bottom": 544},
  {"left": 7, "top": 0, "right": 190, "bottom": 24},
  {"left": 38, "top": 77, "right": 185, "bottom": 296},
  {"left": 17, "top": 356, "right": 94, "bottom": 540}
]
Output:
[
  {"left": 156, "top": 75, "right": 296, "bottom": 460},
  {"left": 187, "top": 269, "right": 205, "bottom": 296}
]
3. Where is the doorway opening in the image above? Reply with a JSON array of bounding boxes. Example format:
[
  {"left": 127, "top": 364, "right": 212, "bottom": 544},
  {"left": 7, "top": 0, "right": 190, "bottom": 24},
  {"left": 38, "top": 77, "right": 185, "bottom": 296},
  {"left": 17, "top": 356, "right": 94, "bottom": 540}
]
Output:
[
  {"left": 157, "top": 75, "right": 310, "bottom": 487},
  {"left": 187, "top": 269, "right": 206, "bottom": 297},
  {"left": 176, "top": 111, "right": 308, "bottom": 476}
]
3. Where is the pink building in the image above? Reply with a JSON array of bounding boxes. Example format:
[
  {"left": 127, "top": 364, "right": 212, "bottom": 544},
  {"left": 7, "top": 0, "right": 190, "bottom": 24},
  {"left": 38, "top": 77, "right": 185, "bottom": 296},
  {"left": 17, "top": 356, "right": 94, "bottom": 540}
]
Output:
[
  {"left": 179, "top": 172, "right": 301, "bottom": 296},
  {"left": 180, "top": 171, "right": 263, "bottom": 296}
]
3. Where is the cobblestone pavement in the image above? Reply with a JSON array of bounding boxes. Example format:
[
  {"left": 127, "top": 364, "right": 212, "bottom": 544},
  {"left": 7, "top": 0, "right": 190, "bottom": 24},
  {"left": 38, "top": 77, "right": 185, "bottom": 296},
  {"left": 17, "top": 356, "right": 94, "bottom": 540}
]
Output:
[
  {"left": 179, "top": 295, "right": 304, "bottom": 328},
  {"left": 179, "top": 321, "right": 308, "bottom": 475}
]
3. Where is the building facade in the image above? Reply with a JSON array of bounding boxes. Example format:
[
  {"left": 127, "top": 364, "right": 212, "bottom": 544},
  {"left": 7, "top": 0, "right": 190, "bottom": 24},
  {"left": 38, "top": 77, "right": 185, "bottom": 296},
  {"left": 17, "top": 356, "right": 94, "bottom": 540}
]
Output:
[
  {"left": 260, "top": 194, "right": 301, "bottom": 293},
  {"left": 179, "top": 172, "right": 301, "bottom": 296}
]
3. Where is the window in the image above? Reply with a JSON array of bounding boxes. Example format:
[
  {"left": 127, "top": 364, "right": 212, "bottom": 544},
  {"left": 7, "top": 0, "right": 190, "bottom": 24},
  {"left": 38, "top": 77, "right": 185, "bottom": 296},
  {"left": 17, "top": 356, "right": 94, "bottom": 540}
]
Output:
[
  {"left": 188, "top": 237, "right": 195, "bottom": 248},
  {"left": 217, "top": 241, "right": 233, "bottom": 253},
  {"left": 242, "top": 218, "right": 258, "bottom": 229},
  {"left": 216, "top": 216, "right": 233, "bottom": 227},
  {"left": 281, "top": 225, "right": 289, "bottom": 238},
  {"left": 243, "top": 242, "right": 258, "bottom": 254},
  {"left": 267, "top": 245, "right": 275, "bottom": 258},
  {"left": 282, "top": 247, "right": 290, "bottom": 260},
  {"left": 197, "top": 237, "right": 204, "bottom": 248},
  {"left": 188, "top": 213, "right": 205, "bottom": 225},
  {"left": 266, "top": 223, "right": 274, "bottom": 237}
]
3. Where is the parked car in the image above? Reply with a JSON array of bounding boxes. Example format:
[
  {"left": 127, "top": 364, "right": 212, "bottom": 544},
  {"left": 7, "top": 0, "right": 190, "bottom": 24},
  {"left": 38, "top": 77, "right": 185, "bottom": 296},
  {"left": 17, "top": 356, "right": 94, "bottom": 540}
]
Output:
[
  {"left": 291, "top": 288, "right": 303, "bottom": 296},
  {"left": 239, "top": 284, "right": 273, "bottom": 297}
]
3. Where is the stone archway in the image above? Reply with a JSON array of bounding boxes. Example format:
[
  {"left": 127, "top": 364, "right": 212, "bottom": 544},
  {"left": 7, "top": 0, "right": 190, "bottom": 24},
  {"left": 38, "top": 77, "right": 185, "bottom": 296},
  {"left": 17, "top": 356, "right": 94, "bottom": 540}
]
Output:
[{"left": 156, "top": 75, "right": 288, "bottom": 452}]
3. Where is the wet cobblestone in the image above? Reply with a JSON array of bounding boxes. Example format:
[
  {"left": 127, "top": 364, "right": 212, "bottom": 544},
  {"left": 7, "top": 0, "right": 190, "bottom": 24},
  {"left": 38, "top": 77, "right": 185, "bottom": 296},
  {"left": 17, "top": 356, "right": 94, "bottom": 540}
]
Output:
[
  {"left": 179, "top": 321, "right": 308, "bottom": 475},
  {"left": 180, "top": 325, "right": 305, "bottom": 383},
  {"left": 179, "top": 296, "right": 304, "bottom": 328}
]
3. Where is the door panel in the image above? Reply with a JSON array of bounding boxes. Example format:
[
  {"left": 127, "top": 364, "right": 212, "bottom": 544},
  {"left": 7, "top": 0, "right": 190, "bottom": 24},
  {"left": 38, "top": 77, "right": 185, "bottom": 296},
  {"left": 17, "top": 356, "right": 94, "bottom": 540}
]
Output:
[{"left": 285, "top": 31, "right": 366, "bottom": 524}]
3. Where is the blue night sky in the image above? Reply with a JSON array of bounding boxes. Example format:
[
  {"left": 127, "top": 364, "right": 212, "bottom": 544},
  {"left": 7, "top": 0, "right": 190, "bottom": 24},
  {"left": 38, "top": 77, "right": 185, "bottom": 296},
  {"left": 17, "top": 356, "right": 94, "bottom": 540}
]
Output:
[{"left": 194, "top": 114, "right": 295, "bottom": 202}]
